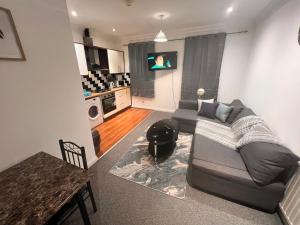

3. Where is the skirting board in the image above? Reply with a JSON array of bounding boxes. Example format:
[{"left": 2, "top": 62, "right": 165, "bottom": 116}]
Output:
[
  {"left": 132, "top": 105, "right": 175, "bottom": 113},
  {"left": 88, "top": 155, "right": 99, "bottom": 168}
]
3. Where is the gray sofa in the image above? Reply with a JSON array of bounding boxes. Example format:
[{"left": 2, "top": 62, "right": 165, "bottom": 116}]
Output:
[{"left": 172, "top": 99, "right": 295, "bottom": 213}]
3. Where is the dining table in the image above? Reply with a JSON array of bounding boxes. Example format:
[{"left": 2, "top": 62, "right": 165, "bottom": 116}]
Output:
[{"left": 0, "top": 151, "right": 92, "bottom": 225}]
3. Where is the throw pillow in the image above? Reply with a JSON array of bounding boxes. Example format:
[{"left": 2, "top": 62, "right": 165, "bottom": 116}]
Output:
[
  {"left": 250, "top": 123, "right": 271, "bottom": 133},
  {"left": 198, "top": 98, "right": 214, "bottom": 111},
  {"left": 231, "top": 115, "right": 264, "bottom": 138},
  {"left": 233, "top": 108, "right": 256, "bottom": 123},
  {"left": 226, "top": 106, "right": 244, "bottom": 124},
  {"left": 215, "top": 103, "right": 233, "bottom": 122},
  {"left": 198, "top": 102, "right": 219, "bottom": 119},
  {"left": 240, "top": 142, "right": 299, "bottom": 186},
  {"left": 237, "top": 130, "right": 280, "bottom": 148}
]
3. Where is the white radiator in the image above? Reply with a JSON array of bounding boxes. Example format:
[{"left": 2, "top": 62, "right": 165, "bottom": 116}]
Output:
[{"left": 279, "top": 167, "right": 300, "bottom": 225}]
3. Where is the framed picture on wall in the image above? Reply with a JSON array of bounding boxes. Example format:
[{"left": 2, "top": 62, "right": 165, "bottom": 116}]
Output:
[{"left": 0, "top": 7, "right": 26, "bottom": 61}]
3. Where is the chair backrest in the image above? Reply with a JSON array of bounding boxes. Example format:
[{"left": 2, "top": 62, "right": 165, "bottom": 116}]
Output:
[{"left": 59, "top": 139, "right": 88, "bottom": 169}]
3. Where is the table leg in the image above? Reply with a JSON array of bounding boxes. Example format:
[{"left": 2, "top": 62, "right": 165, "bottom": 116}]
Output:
[
  {"left": 154, "top": 145, "right": 158, "bottom": 162},
  {"left": 87, "top": 181, "right": 97, "bottom": 212},
  {"left": 75, "top": 191, "right": 91, "bottom": 225}
]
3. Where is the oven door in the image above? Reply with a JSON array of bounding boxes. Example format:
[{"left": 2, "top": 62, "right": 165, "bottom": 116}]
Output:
[{"left": 102, "top": 95, "right": 116, "bottom": 114}]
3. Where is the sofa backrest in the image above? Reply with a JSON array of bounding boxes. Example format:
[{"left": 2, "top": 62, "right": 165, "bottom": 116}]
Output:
[
  {"left": 179, "top": 100, "right": 198, "bottom": 111},
  {"left": 230, "top": 99, "right": 245, "bottom": 108},
  {"left": 234, "top": 108, "right": 256, "bottom": 122},
  {"left": 229, "top": 99, "right": 257, "bottom": 123},
  {"left": 178, "top": 99, "right": 257, "bottom": 121}
]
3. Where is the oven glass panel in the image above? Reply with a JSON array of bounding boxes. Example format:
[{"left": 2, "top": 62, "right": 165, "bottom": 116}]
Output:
[{"left": 102, "top": 96, "right": 116, "bottom": 114}]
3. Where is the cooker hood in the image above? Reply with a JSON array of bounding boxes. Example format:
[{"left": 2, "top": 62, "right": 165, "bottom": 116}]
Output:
[{"left": 83, "top": 28, "right": 101, "bottom": 71}]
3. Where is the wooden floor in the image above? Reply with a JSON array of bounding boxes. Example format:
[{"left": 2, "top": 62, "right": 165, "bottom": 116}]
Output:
[{"left": 95, "top": 107, "right": 152, "bottom": 157}]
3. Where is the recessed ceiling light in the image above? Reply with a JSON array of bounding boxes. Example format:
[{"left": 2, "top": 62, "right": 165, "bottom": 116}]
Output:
[
  {"left": 71, "top": 11, "right": 78, "bottom": 17},
  {"left": 226, "top": 7, "right": 233, "bottom": 14},
  {"left": 112, "top": 28, "right": 116, "bottom": 32}
]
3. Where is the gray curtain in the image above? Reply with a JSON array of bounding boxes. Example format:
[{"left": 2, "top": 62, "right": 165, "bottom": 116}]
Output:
[
  {"left": 129, "top": 42, "right": 155, "bottom": 98},
  {"left": 181, "top": 33, "right": 226, "bottom": 100}
]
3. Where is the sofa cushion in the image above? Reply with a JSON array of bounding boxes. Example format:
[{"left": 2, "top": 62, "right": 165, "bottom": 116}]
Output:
[
  {"left": 231, "top": 115, "right": 264, "bottom": 138},
  {"left": 240, "top": 142, "right": 299, "bottom": 186},
  {"left": 234, "top": 108, "right": 256, "bottom": 122},
  {"left": 216, "top": 103, "right": 233, "bottom": 122},
  {"left": 187, "top": 157, "right": 286, "bottom": 212},
  {"left": 178, "top": 100, "right": 198, "bottom": 110},
  {"left": 197, "top": 115, "right": 230, "bottom": 126},
  {"left": 192, "top": 134, "right": 246, "bottom": 171},
  {"left": 189, "top": 158, "right": 285, "bottom": 192},
  {"left": 173, "top": 109, "right": 198, "bottom": 122},
  {"left": 230, "top": 99, "right": 245, "bottom": 108},
  {"left": 172, "top": 109, "right": 198, "bottom": 133},
  {"left": 237, "top": 130, "right": 280, "bottom": 148},
  {"left": 198, "top": 102, "right": 219, "bottom": 119},
  {"left": 197, "top": 98, "right": 214, "bottom": 111},
  {"left": 226, "top": 99, "right": 249, "bottom": 124},
  {"left": 188, "top": 134, "right": 286, "bottom": 212},
  {"left": 227, "top": 106, "right": 244, "bottom": 124}
]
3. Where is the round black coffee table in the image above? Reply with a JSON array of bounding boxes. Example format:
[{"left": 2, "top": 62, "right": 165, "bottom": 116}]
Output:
[{"left": 146, "top": 119, "right": 179, "bottom": 160}]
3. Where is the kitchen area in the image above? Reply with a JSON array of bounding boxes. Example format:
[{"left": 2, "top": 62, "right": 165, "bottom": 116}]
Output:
[
  {"left": 74, "top": 29, "right": 132, "bottom": 157},
  {"left": 74, "top": 29, "right": 131, "bottom": 129}
]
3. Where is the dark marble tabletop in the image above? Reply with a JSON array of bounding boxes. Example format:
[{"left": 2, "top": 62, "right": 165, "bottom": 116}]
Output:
[{"left": 0, "top": 152, "right": 89, "bottom": 225}]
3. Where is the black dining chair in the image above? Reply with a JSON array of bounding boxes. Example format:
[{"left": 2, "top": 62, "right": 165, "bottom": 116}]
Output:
[{"left": 59, "top": 139, "right": 97, "bottom": 213}]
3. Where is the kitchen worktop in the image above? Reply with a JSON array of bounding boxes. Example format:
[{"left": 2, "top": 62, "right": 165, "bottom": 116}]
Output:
[{"left": 85, "top": 86, "right": 130, "bottom": 100}]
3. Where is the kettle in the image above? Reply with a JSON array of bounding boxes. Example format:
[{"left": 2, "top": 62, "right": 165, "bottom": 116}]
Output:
[{"left": 109, "top": 81, "right": 114, "bottom": 90}]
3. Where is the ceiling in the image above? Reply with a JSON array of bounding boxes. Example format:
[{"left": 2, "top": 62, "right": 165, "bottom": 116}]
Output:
[{"left": 67, "top": 0, "right": 275, "bottom": 38}]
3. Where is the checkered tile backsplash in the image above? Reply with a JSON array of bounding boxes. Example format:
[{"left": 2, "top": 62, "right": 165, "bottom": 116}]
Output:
[{"left": 81, "top": 71, "right": 130, "bottom": 92}]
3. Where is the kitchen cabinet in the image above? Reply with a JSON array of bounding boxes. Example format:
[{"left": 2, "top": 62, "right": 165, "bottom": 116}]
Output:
[
  {"left": 74, "top": 43, "right": 88, "bottom": 75},
  {"left": 115, "top": 88, "right": 131, "bottom": 111},
  {"left": 76, "top": 43, "right": 124, "bottom": 74},
  {"left": 107, "top": 49, "right": 125, "bottom": 74},
  {"left": 126, "top": 88, "right": 131, "bottom": 105}
]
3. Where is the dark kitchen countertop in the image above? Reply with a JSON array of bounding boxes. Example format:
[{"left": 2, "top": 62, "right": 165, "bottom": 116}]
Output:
[{"left": 0, "top": 152, "right": 88, "bottom": 225}]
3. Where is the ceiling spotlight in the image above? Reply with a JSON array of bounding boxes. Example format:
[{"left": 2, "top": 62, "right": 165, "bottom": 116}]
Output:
[
  {"left": 71, "top": 11, "right": 78, "bottom": 17},
  {"left": 112, "top": 28, "right": 116, "bottom": 32},
  {"left": 226, "top": 7, "right": 233, "bottom": 14}
]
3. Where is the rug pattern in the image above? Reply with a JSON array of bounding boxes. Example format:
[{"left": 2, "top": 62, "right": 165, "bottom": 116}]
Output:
[{"left": 109, "top": 132, "right": 193, "bottom": 199}]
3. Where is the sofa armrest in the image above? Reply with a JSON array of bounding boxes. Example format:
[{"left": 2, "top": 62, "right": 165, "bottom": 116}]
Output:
[{"left": 179, "top": 100, "right": 198, "bottom": 110}]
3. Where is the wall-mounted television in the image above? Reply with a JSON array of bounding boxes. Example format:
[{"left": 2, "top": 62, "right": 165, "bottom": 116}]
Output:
[{"left": 147, "top": 51, "right": 177, "bottom": 71}]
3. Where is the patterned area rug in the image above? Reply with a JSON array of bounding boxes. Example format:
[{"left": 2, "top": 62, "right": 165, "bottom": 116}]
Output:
[{"left": 109, "top": 132, "right": 193, "bottom": 199}]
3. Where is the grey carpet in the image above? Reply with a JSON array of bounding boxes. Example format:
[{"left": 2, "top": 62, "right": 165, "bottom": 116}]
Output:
[{"left": 64, "top": 111, "right": 283, "bottom": 225}]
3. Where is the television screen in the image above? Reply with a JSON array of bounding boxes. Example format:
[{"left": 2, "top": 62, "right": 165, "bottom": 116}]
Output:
[{"left": 148, "top": 51, "right": 177, "bottom": 71}]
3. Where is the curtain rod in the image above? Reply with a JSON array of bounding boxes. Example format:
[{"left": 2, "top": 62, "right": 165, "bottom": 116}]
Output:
[{"left": 122, "top": 30, "right": 248, "bottom": 46}]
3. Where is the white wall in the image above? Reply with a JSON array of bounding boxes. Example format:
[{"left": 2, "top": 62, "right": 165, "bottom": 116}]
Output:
[
  {"left": 0, "top": 0, "right": 97, "bottom": 171},
  {"left": 131, "top": 40, "right": 184, "bottom": 112},
  {"left": 71, "top": 24, "right": 122, "bottom": 50},
  {"left": 241, "top": 0, "right": 300, "bottom": 155},
  {"left": 218, "top": 32, "right": 253, "bottom": 103}
]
